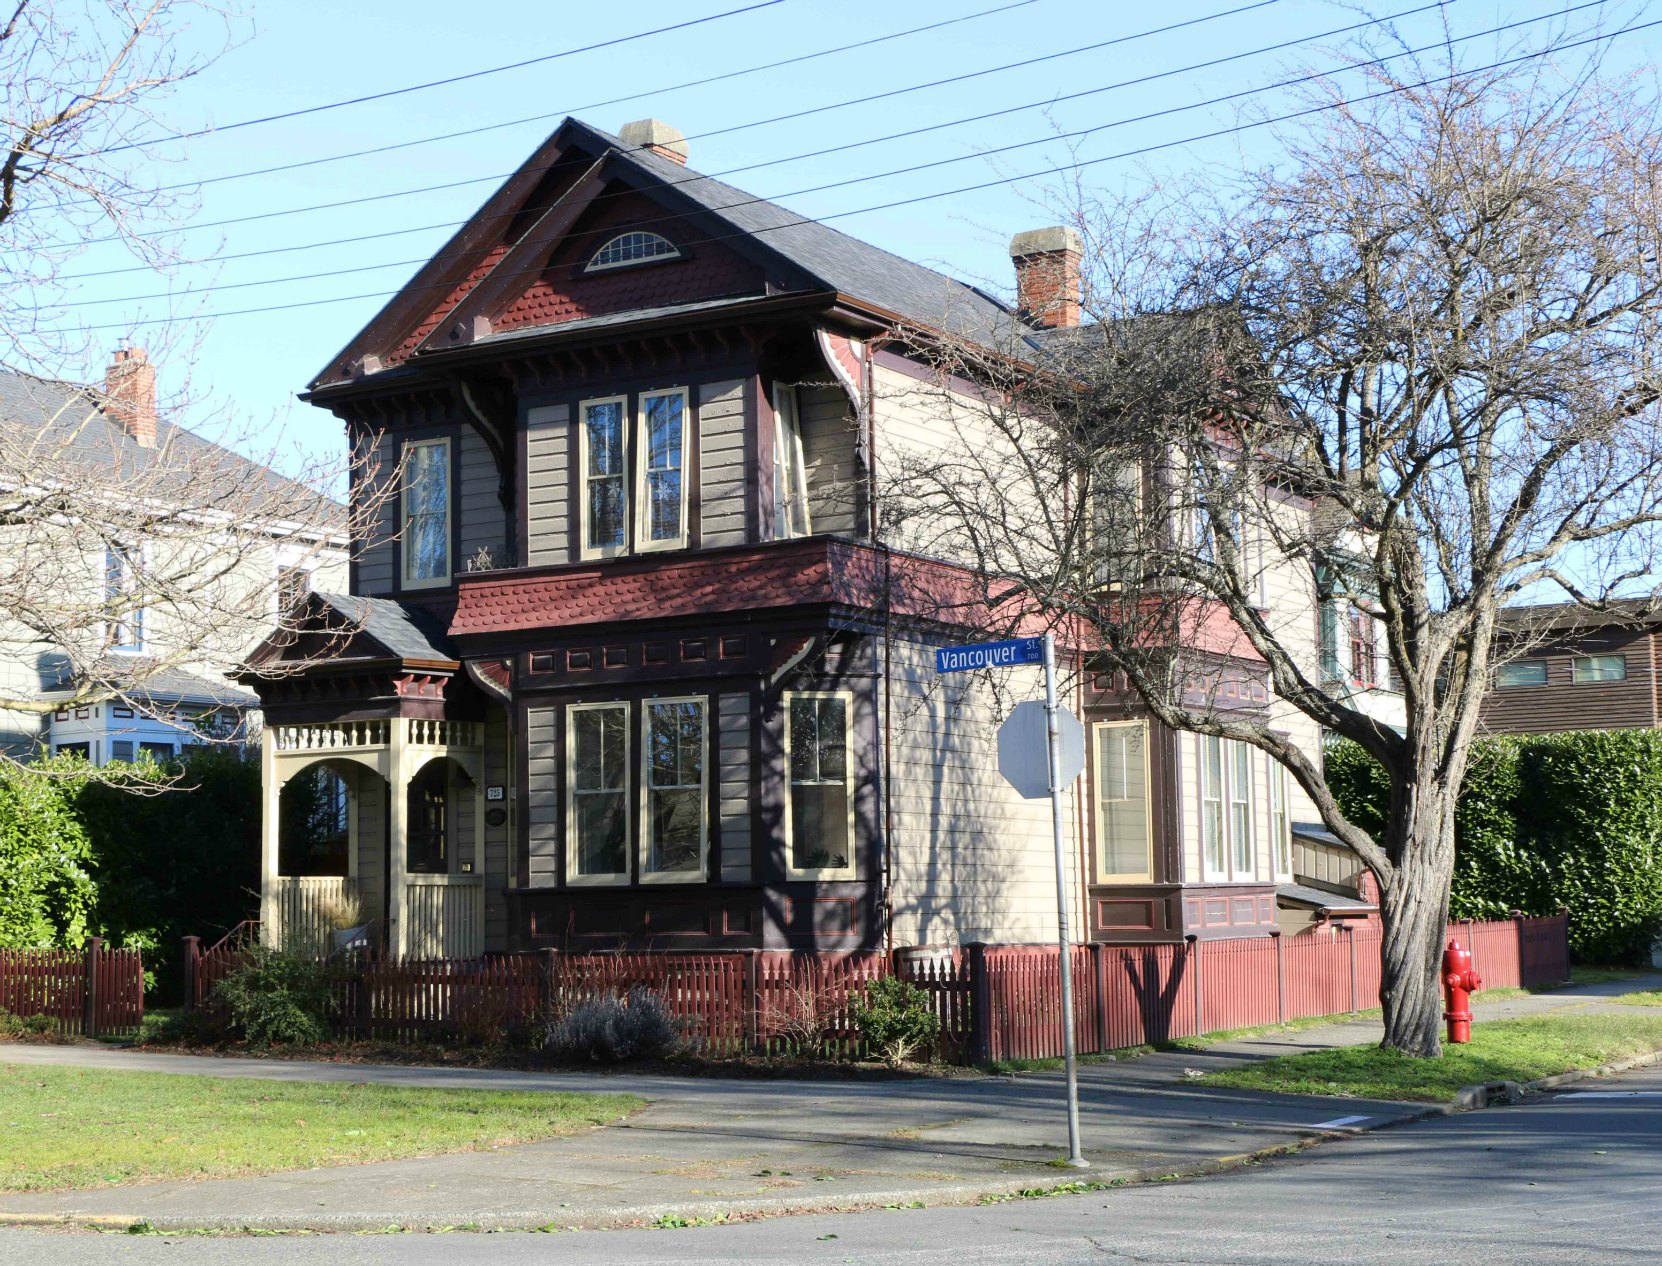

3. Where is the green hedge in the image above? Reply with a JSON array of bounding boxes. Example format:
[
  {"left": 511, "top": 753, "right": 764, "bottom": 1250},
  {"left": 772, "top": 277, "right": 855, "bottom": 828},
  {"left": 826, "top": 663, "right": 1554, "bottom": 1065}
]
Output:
[
  {"left": 1326, "top": 732, "right": 1662, "bottom": 964},
  {"left": 0, "top": 757, "right": 96, "bottom": 949}
]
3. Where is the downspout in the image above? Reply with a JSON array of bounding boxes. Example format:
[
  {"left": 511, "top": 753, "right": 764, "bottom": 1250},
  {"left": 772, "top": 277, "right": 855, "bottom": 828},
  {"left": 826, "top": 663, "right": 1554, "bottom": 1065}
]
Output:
[{"left": 866, "top": 341, "right": 896, "bottom": 955}]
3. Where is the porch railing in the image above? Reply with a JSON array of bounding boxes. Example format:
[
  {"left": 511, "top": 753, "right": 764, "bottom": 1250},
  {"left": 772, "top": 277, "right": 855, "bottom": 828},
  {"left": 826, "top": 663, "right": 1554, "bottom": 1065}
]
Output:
[
  {"left": 403, "top": 874, "right": 485, "bottom": 959},
  {"left": 270, "top": 876, "right": 358, "bottom": 952}
]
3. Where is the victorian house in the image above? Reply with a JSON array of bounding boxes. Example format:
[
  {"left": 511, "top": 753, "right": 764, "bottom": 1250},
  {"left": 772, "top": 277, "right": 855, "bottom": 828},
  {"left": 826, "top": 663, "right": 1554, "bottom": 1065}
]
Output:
[{"left": 247, "top": 117, "right": 1361, "bottom": 960}]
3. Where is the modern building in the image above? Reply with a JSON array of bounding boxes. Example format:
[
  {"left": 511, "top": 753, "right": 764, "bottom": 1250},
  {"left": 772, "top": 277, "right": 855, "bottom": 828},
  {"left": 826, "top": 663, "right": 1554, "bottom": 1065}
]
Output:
[{"left": 1481, "top": 601, "right": 1662, "bottom": 735}]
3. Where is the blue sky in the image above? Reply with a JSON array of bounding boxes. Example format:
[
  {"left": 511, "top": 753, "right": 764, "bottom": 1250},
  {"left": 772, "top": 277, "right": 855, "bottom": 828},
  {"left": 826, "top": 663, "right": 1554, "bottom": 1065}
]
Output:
[{"left": 50, "top": 0, "right": 1660, "bottom": 473}]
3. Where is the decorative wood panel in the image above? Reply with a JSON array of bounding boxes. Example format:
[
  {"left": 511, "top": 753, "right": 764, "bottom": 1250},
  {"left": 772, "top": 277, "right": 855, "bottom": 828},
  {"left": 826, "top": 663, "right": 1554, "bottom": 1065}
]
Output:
[
  {"left": 525, "top": 705, "right": 559, "bottom": 886},
  {"left": 717, "top": 692, "right": 751, "bottom": 882}
]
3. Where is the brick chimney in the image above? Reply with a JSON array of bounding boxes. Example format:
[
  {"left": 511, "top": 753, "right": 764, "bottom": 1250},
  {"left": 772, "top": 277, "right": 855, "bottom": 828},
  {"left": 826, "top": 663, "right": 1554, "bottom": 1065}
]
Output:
[
  {"left": 1009, "top": 226, "right": 1083, "bottom": 329},
  {"left": 619, "top": 118, "right": 688, "bottom": 166},
  {"left": 104, "top": 346, "right": 157, "bottom": 448}
]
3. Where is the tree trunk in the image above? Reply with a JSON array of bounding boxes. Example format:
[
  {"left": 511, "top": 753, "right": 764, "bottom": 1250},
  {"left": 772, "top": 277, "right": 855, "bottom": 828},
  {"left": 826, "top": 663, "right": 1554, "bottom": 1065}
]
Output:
[{"left": 1377, "top": 776, "right": 1459, "bottom": 1057}]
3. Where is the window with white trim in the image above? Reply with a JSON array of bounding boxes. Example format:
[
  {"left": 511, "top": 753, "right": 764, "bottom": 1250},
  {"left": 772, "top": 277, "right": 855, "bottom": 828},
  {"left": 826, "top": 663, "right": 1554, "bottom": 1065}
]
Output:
[
  {"left": 1270, "top": 760, "right": 1292, "bottom": 879},
  {"left": 642, "top": 697, "right": 706, "bottom": 879},
  {"left": 1090, "top": 456, "right": 1142, "bottom": 589},
  {"left": 401, "top": 438, "right": 451, "bottom": 586},
  {"left": 586, "top": 231, "right": 680, "bottom": 271},
  {"left": 1229, "top": 740, "right": 1254, "bottom": 875},
  {"left": 580, "top": 397, "right": 628, "bottom": 558},
  {"left": 104, "top": 545, "right": 143, "bottom": 652},
  {"left": 772, "top": 384, "right": 811, "bottom": 539},
  {"left": 1496, "top": 659, "right": 1548, "bottom": 687},
  {"left": 1094, "top": 720, "right": 1151, "bottom": 882},
  {"left": 785, "top": 692, "right": 855, "bottom": 878},
  {"left": 637, "top": 389, "right": 688, "bottom": 550},
  {"left": 567, "top": 702, "right": 629, "bottom": 882},
  {"left": 1200, "top": 735, "right": 1226, "bottom": 878}
]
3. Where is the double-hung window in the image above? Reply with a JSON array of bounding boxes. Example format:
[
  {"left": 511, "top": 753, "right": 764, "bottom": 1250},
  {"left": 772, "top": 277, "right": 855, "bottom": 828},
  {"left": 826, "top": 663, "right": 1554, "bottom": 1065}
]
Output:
[
  {"left": 1094, "top": 720, "right": 1151, "bottom": 882},
  {"left": 1270, "top": 760, "right": 1292, "bottom": 879},
  {"left": 1200, "top": 735, "right": 1257, "bottom": 880},
  {"left": 401, "top": 438, "right": 451, "bottom": 587},
  {"left": 567, "top": 702, "right": 629, "bottom": 883},
  {"left": 785, "top": 692, "right": 855, "bottom": 879},
  {"left": 641, "top": 698, "right": 707, "bottom": 880},
  {"left": 1229, "top": 740, "right": 1254, "bottom": 875},
  {"left": 638, "top": 388, "right": 689, "bottom": 551},
  {"left": 104, "top": 546, "right": 143, "bottom": 652},
  {"left": 1200, "top": 735, "right": 1226, "bottom": 877},
  {"left": 772, "top": 384, "right": 811, "bottom": 539},
  {"left": 1349, "top": 607, "right": 1379, "bottom": 689},
  {"left": 580, "top": 397, "right": 628, "bottom": 558}
]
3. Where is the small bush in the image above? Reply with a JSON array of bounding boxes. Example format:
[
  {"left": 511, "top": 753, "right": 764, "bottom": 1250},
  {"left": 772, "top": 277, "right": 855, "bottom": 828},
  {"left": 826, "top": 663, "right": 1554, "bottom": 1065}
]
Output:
[
  {"left": 0, "top": 1009, "right": 55, "bottom": 1038},
  {"left": 851, "top": 976, "right": 940, "bottom": 1066},
  {"left": 541, "top": 987, "right": 681, "bottom": 1063},
  {"left": 135, "top": 1008, "right": 225, "bottom": 1047},
  {"left": 208, "top": 944, "right": 339, "bottom": 1046}
]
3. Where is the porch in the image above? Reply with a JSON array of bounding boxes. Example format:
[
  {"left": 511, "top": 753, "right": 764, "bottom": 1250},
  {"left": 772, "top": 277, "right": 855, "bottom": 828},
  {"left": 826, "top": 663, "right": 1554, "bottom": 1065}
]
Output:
[{"left": 261, "top": 718, "right": 487, "bottom": 958}]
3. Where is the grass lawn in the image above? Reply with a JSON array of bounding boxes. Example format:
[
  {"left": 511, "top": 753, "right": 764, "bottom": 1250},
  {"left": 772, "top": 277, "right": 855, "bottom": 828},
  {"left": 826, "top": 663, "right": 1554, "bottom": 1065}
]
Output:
[
  {"left": 1617, "top": 990, "right": 1662, "bottom": 1007},
  {"left": 0, "top": 1065, "right": 642, "bottom": 1193},
  {"left": 1197, "top": 1011, "right": 1662, "bottom": 1103}
]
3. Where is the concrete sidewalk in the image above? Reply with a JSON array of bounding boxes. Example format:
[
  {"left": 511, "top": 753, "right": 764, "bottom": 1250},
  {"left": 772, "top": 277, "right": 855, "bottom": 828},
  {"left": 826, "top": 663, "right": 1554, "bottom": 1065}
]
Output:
[{"left": 1, "top": 973, "right": 1656, "bottom": 1232}]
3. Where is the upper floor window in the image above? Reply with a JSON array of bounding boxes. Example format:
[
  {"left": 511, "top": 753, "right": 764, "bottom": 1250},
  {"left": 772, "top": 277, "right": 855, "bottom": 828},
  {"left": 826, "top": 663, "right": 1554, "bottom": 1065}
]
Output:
[
  {"left": 277, "top": 565, "right": 312, "bottom": 612},
  {"left": 1573, "top": 653, "right": 1626, "bottom": 683},
  {"left": 772, "top": 385, "right": 811, "bottom": 539},
  {"left": 580, "top": 390, "right": 689, "bottom": 559},
  {"left": 585, "top": 231, "right": 680, "bottom": 272},
  {"left": 401, "top": 438, "right": 451, "bottom": 587},
  {"left": 1496, "top": 659, "right": 1548, "bottom": 688},
  {"left": 104, "top": 546, "right": 143, "bottom": 653},
  {"left": 1348, "top": 606, "right": 1379, "bottom": 689}
]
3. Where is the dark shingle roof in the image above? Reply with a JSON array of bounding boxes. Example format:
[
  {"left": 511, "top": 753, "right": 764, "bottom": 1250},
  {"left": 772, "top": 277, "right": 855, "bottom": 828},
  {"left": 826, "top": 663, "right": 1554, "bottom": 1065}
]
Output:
[
  {"left": 317, "top": 593, "right": 456, "bottom": 662},
  {"left": 42, "top": 658, "right": 260, "bottom": 708},
  {"left": 1276, "top": 882, "right": 1377, "bottom": 913},
  {"left": 559, "top": 120, "right": 1024, "bottom": 350},
  {"left": 0, "top": 368, "right": 345, "bottom": 530}
]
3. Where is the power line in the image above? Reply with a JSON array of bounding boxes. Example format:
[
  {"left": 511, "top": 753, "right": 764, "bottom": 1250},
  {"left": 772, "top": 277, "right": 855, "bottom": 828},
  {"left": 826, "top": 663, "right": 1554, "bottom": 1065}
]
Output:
[
  {"left": 85, "top": 1, "right": 1294, "bottom": 245},
  {"left": 156, "top": 0, "right": 1049, "bottom": 193},
  {"left": 91, "top": 0, "right": 790, "bottom": 157},
  {"left": 60, "top": 0, "right": 1533, "bottom": 309},
  {"left": 80, "top": 17, "right": 1657, "bottom": 335}
]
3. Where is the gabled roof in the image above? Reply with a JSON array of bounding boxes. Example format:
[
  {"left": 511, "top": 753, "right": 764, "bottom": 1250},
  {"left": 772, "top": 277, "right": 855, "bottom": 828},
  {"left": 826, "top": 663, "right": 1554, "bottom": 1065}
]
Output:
[
  {"left": 42, "top": 658, "right": 260, "bottom": 709},
  {"left": 314, "top": 593, "right": 457, "bottom": 663},
  {"left": 313, "top": 117, "right": 1021, "bottom": 389},
  {"left": 0, "top": 368, "right": 345, "bottom": 530}
]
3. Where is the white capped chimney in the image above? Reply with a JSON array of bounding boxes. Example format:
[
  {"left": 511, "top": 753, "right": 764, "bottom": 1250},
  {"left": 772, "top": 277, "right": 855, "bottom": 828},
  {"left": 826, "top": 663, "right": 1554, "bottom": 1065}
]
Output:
[
  {"left": 1009, "top": 226, "right": 1083, "bottom": 330},
  {"left": 619, "top": 118, "right": 689, "bottom": 166}
]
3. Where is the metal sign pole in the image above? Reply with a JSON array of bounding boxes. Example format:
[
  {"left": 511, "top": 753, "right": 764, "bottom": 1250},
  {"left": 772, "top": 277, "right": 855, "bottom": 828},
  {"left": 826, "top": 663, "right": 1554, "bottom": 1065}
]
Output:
[{"left": 1043, "top": 632, "right": 1088, "bottom": 1168}]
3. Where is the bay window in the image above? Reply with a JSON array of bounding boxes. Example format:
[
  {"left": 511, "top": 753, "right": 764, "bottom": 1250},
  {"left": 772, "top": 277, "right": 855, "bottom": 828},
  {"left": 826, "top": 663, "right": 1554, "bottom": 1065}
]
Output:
[
  {"left": 567, "top": 702, "right": 629, "bottom": 883},
  {"left": 1093, "top": 720, "right": 1151, "bottom": 882},
  {"left": 1229, "top": 739, "right": 1254, "bottom": 875},
  {"left": 401, "top": 438, "right": 451, "bottom": 587},
  {"left": 638, "top": 389, "right": 688, "bottom": 550},
  {"left": 1200, "top": 734, "right": 1258, "bottom": 881},
  {"left": 642, "top": 697, "right": 706, "bottom": 879},
  {"left": 785, "top": 692, "right": 854, "bottom": 879},
  {"left": 1270, "top": 759, "right": 1292, "bottom": 879},
  {"left": 1200, "top": 734, "right": 1226, "bottom": 877}
]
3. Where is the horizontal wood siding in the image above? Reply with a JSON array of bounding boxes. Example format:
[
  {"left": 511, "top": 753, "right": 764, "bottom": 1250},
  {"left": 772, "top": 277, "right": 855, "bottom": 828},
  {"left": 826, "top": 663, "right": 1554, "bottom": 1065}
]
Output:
[
  {"left": 525, "top": 404, "right": 570, "bottom": 567},
  {"left": 483, "top": 710, "right": 512, "bottom": 949},
  {"left": 356, "top": 430, "right": 398, "bottom": 594},
  {"left": 458, "top": 428, "right": 505, "bottom": 568},
  {"left": 700, "top": 379, "right": 748, "bottom": 547},
  {"left": 526, "top": 705, "right": 559, "bottom": 887},
  {"left": 1481, "top": 630, "right": 1659, "bottom": 734},
  {"left": 717, "top": 692, "right": 751, "bottom": 882},
  {"left": 885, "top": 638, "right": 1084, "bottom": 946},
  {"left": 798, "top": 384, "right": 862, "bottom": 536}
]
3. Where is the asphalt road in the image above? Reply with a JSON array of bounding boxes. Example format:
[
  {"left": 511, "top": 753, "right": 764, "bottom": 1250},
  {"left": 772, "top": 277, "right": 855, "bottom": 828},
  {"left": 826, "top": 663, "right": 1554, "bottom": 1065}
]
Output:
[{"left": 5, "top": 1062, "right": 1659, "bottom": 1265}]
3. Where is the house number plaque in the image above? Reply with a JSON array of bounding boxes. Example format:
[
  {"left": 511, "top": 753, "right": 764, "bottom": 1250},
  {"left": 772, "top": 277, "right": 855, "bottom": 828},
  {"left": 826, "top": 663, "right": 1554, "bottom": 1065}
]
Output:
[{"left": 486, "top": 785, "right": 506, "bottom": 801}]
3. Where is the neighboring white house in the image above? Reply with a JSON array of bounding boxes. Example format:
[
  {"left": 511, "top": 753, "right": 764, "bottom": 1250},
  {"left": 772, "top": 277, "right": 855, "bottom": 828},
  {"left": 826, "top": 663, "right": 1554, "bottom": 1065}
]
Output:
[{"left": 0, "top": 349, "right": 350, "bottom": 765}]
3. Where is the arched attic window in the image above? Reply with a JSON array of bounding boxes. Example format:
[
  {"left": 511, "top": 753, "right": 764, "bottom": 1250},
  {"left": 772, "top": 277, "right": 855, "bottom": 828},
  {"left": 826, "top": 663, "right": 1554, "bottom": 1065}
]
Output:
[{"left": 585, "top": 230, "right": 682, "bottom": 272}]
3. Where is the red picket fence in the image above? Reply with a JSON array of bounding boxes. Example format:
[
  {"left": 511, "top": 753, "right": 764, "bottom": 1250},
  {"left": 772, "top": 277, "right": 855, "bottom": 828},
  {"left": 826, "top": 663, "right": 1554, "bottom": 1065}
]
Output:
[
  {"left": 181, "top": 914, "right": 1569, "bottom": 1063},
  {"left": 0, "top": 940, "right": 145, "bottom": 1038},
  {"left": 974, "top": 914, "right": 1573, "bottom": 1063}
]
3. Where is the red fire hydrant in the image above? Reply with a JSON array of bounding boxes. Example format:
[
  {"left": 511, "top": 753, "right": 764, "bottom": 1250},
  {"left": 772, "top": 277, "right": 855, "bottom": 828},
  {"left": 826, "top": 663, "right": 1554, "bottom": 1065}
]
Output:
[{"left": 1443, "top": 940, "right": 1483, "bottom": 1044}]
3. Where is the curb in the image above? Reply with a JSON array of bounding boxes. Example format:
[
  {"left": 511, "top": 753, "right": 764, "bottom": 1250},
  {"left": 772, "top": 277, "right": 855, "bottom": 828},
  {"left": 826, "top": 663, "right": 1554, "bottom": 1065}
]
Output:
[{"left": 1453, "top": 1044, "right": 1662, "bottom": 1109}]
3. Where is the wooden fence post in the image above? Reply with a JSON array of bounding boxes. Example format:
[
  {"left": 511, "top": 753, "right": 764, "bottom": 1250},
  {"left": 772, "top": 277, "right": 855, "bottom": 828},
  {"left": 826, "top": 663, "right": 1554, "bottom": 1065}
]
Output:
[
  {"left": 1346, "top": 924, "right": 1359, "bottom": 1015},
  {"left": 966, "top": 943, "right": 992, "bottom": 1066},
  {"left": 745, "top": 950, "right": 761, "bottom": 1055},
  {"left": 1272, "top": 930, "right": 1286, "bottom": 1025},
  {"left": 82, "top": 937, "right": 104, "bottom": 1039},
  {"left": 1186, "top": 935, "right": 1203, "bottom": 1038},
  {"left": 180, "top": 936, "right": 200, "bottom": 1013}
]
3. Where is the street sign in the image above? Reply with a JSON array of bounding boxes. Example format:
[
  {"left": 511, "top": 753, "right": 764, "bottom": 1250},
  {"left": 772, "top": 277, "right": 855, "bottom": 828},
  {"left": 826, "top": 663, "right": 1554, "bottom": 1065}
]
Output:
[
  {"left": 997, "top": 700, "right": 1086, "bottom": 799},
  {"left": 935, "top": 636, "right": 1044, "bottom": 673}
]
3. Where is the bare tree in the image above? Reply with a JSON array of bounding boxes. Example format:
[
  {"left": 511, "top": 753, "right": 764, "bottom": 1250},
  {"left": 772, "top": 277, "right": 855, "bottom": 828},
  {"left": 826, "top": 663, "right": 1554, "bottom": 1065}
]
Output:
[
  {"left": 1, "top": 0, "right": 239, "bottom": 374},
  {"left": 883, "top": 46, "right": 1662, "bottom": 1055}
]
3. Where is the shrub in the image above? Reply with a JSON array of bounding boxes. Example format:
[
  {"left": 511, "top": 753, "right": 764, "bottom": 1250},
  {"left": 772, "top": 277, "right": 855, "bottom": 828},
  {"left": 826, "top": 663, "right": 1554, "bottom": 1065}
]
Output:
[
  {"left": 759, "top": 979, "right": 844, "bottom": 1058},
  {"left": 1327, "top": 731, "right": 1662, "bottom": 964},
  {"left": 851, "top": 976, "right": 940, "bottom": 1066},
  {"left": 541, "top": 987, "right": 681, "bottom": 1063},
  {"left": 0, "top": 1009, "right": 55, "bottom": 1038},
  {"left": 208, "top": 943, "right": 339, "bottom": 1046},
  {"left": 0, "top": 756, "right": 96, "bottom": 949}
]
